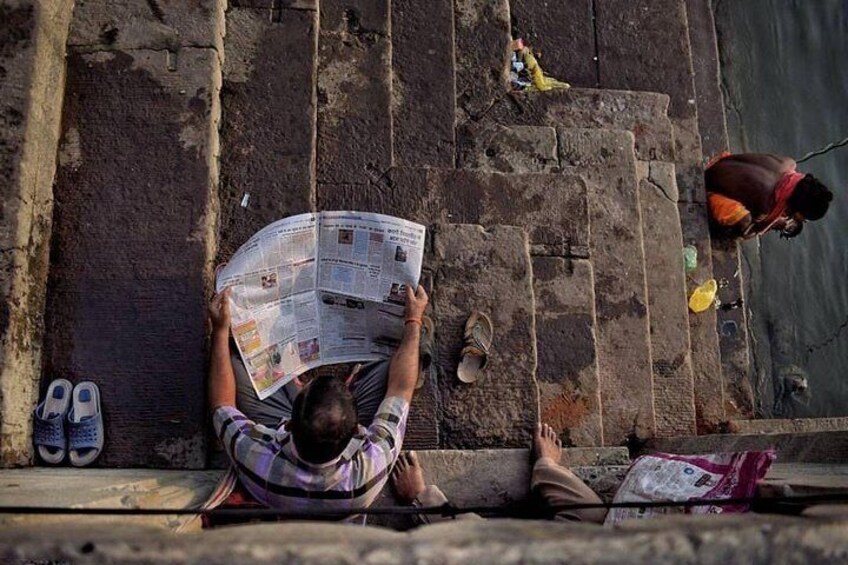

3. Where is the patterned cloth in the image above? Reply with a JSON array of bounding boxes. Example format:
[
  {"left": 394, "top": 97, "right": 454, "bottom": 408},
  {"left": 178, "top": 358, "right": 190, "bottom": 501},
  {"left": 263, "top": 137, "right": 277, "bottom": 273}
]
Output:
[{"left": 213, "top": 395, "right": 408, "bottom": 512}]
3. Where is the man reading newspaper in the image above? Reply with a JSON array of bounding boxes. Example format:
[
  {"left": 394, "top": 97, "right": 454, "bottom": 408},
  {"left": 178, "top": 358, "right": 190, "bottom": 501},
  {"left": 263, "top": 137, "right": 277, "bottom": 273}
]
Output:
[{"left": 207, "top": 282, "right": 428, "bottom": 516}]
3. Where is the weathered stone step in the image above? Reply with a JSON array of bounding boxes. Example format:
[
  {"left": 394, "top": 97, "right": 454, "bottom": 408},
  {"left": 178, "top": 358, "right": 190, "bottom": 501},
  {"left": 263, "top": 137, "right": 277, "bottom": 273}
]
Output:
[
  {"left": 454, "top": 0, "right": 511, "bottom": 122},
  {"left": 637, "top": 162, "right": 697, "bottom": 437},
  {"left": 533, "top": 258, "right": 603, "bottom": 447},
  {"left": 450, "top": 124, "right": 601, "bottom": 446},
  {"left": 429, "top": 224, "right": 538, "bottom": 449},
  {"left": 647, "top": 431, "right": 848, "bottom": 465},
  {"left": 217, "top": 4, "right": 318, "bottom": 261},
  {"left": 41, "top": 2, "right": 226, "bottom": 468},
  {"left": 0, "top": 0, "right": 74, "bottom": 467},
  {"left": 679, "top": 200, "right": 726, "bottom": 433},
  {"left": 392, "top": 0, "right": 456, "bottom": 168},
  {"left": 372, "top": 447, "right": 630, "bottom": 514},
  {"left": 319, "top": 168, "right": 590, "bottom": 259},
  {"left": 732, "top": 418, "right": 848, "bottom": 435},
  {"left": 557, "top": 128, "right": 655, "bottom": 445},
  {"left": 317, "top": 0, "right": 392, "bottom": 185},
  {"left": 465, "top": 88, "right": 675, "bottom": 163}
]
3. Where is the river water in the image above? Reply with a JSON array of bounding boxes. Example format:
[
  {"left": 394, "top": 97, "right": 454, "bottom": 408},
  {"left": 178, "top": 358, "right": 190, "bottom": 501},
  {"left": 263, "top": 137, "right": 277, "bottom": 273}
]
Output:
[{"left": 714, "top": 0, "right": 848, "bottom": 418}]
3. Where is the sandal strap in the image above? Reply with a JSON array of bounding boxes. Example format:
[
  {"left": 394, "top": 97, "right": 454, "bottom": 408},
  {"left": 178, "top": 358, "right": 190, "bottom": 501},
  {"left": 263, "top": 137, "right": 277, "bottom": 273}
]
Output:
[
  {"left": 467, "top": 323, "right": 492, "bottom": 355},
  {"left": 68, "top": 416, "right": 102, "bottom": 450},
  {"left": 33, "top": 412, "right": 66, "bottom": 449},
  {"left": 460, "top": 344, "right": 489, "bottom": 370}
]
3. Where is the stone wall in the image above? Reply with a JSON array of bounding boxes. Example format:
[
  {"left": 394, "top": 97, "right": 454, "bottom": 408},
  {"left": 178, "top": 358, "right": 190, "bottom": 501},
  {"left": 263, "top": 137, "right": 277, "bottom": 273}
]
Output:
[{"left": 0, "top": 0, "right": 74, "bottom": 467}]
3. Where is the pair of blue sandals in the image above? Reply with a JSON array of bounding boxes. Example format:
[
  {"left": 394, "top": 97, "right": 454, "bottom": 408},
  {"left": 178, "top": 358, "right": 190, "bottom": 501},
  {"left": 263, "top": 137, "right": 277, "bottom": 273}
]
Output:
[{"left": 33, "top": 379, "right": 103, "bottom": 466}]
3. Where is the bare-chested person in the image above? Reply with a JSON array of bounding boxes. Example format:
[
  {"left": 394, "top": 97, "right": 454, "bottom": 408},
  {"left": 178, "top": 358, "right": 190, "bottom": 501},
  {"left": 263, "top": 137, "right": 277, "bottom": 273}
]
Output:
[{"left": 705, "top": 152, "right": 833, "bottom": 239}]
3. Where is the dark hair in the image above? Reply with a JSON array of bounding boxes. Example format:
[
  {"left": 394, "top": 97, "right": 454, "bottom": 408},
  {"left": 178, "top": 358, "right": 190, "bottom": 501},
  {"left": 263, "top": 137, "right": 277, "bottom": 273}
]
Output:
[
  {"left": 789, "top": 174, "right": 833, "bottom": 221},
  {"left": 289, "top": 377, "right": 358, "bottom": 464}
]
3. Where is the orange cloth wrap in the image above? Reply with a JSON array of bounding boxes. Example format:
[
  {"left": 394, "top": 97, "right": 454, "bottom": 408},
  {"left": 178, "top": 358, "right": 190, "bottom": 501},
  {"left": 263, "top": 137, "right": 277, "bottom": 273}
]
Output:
[{"left": 708, "top": 192, "right": 750, "bottom": 226}]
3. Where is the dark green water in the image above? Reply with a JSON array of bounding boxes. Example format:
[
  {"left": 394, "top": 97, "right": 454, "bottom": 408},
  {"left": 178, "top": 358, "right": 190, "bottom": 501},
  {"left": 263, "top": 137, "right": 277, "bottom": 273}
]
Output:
[{"left": 715, "top": 0, "right": 848, "bottom": 417}]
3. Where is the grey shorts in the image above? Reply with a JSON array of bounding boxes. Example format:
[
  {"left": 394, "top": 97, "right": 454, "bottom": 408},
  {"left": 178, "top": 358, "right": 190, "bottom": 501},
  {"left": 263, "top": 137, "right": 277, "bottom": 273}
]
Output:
[{"left": 232, "top": 352, "right": 391, "bottom": 428}]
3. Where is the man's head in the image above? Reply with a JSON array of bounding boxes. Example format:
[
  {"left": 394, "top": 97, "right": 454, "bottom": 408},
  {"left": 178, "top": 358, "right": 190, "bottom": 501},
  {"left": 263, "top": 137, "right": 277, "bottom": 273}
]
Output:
[
  {"left": 789, "top": 174, "right": 834, "bottom": 221},
  {"left": 289, "top": 377, "right": 358, "bottom": 464}
]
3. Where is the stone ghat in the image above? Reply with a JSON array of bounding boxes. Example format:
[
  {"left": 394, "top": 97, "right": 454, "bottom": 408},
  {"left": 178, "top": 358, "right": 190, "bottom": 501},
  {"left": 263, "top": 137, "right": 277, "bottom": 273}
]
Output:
[{"left": 0, "top": 0, "right": 762, "bottom": 468}]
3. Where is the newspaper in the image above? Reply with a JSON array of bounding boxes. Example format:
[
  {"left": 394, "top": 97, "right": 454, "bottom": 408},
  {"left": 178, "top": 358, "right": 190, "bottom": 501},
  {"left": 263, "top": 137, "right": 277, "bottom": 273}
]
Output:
[{"left": 216, "top": 212, "right": 426, "bottom": 399}]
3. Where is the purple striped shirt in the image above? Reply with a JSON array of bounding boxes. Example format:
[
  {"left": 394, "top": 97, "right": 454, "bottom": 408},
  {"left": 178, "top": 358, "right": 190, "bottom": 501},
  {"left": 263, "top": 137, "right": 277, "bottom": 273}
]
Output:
[{"left": 213, "top": 396, "right": 408, "bottom": 512}]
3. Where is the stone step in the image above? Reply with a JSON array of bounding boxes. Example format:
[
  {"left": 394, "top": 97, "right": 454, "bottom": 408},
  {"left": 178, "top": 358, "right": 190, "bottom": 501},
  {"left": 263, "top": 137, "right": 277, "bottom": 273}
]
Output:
[
  {"left": 371, "top": 447, "right": 630, "bottom": 527},
  {"left": 557, "top": 128, "right": 655, "bottom": 445},
  {"left": 454, "top": 0, "right": 511, "bottom": 122},
  {"left": 0, "top": 0, "right": 74, "bottom": 467},
  {"left": 467, "top": 88, "right": 675, "bottom": 164},
  {"left": 392, "top": 0, "right": 456, "bottom": 168},
  {"left": 429, "top": 224, "right": 538, "bottom": 449},
  {"left": 0, "top": 447, "right": 630, "bottom": 530},
  {"left": 532, "top": 258, "right": 603, "bottom": 446},
  {"left": 216, "top": 4, "right": 318, "bottom": 261},
  {"left": 317, "top": 0, "right": 393, "bottom": 185},
  {"left": 319, "top": 168, "right": 590, "bottom": 259},
  {"left": 731, "top": 418, "right": 848, "bottom": 435},
  {"left": 637, "top": 162, "right": 697, "bottom": 437},
  {"left": 647, "top": 430, "right": 848, "bottom": 464},
  {"left": 679, "top": 202, "right": 726, "bottom": 433},
  {"left": 41, "top": 2, "right": 226, "bottom": 468},
  {"left": 450, "top": 124, "right": 602, "bottom": 446}
]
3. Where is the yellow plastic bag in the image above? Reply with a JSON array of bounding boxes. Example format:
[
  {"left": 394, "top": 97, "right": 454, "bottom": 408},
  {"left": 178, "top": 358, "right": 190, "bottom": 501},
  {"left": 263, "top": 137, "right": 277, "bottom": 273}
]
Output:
[
  {"left": 688, "top": 279, "right": 717, "bottom": 313},
  {"left": 520, "top": 48, "right": 570, "bottom": 92}
]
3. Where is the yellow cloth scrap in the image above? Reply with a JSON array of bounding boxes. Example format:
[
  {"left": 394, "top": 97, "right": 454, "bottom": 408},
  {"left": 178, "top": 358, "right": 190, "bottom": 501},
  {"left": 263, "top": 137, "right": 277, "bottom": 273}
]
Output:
[{"left": 520, "top": 47, "right": 570, "bottom": 92}]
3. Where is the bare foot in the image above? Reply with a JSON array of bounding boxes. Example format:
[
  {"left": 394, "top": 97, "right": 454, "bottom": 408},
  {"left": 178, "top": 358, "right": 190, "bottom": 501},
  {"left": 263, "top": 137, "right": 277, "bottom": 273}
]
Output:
[
  {"left": 391, "top": 452, "right": 426, "bottom": 504},
  {"left": 533, "top": 423, "right": 563, "bottom": 463}
]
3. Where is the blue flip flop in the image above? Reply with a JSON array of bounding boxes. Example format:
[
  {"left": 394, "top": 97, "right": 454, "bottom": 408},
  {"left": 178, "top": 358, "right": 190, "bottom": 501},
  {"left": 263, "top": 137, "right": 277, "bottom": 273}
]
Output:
[
  {"left": 67, "top": 381, "right": 104, "bottom": 467},
  {"left": 33, "top": 379, "right": 73, "bottom": 464}
]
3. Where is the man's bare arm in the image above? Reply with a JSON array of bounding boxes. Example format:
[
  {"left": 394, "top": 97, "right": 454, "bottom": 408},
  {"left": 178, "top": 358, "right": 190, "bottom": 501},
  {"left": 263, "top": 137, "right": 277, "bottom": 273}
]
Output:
[
  {"left": 385, "top": 285, "right": 429, "bottom": 404},
  {"left": 208, "top": 288, "right": 236, "bottom": 411}
]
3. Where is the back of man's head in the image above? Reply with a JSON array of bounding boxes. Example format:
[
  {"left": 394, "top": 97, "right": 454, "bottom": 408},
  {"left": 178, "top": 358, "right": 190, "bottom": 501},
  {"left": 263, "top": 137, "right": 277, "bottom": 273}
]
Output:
[
  {"left": 790, "top": 174, "right": 834, "bottom": 221},
  {"left": 289, "top": 377, "right": 358, "bottom": 464}
]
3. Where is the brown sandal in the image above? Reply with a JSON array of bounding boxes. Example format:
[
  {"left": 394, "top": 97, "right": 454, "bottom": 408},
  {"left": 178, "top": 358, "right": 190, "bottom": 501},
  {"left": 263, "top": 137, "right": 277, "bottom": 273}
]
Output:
[{"left": 457, "top": 312, "right": 493, "bottom": 384}]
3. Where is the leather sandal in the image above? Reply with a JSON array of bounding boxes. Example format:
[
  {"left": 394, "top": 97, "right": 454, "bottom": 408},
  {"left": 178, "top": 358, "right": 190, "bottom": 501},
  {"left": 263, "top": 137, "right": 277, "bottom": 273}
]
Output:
[{"left": 457, "top": 312, "right": 493, "bottom": 384}]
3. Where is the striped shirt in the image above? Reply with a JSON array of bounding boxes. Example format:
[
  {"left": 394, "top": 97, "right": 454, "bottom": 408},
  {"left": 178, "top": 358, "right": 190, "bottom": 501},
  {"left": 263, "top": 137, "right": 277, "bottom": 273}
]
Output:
[{"left": 213, "top": 396, "right": 408, "bottom": 513}]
